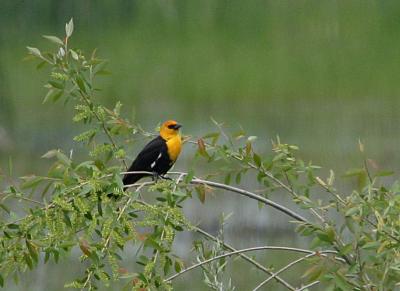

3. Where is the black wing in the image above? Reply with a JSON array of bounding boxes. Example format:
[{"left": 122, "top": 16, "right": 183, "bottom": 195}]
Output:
[{"left": 123, "top": 136, "right": 170, "bottom": 185}]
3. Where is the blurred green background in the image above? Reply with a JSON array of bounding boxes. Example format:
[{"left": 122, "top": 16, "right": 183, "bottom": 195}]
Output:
[{"left": 1, "top": 1, "right": 400, "bottom": 290}]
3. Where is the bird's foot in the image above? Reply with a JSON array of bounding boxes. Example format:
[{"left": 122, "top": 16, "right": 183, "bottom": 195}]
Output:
[
  {"left": 160, "top": 175, "right": 172, "bottom": 181},
  {"left": 151, "top": 172, "right": 160, "bottom": 182},
  {"left": 152, "top": 173, "right": 172, "bottom": 182}
]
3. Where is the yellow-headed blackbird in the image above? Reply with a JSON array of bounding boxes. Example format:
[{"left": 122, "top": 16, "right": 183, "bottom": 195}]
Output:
[{"left": 123, "top": 120, "right": 182, "bottom": 187}]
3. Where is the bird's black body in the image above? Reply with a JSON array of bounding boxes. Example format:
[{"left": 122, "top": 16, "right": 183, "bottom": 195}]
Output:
[{"left": 123, "top": 136, "right": 173, "bottom": 186}]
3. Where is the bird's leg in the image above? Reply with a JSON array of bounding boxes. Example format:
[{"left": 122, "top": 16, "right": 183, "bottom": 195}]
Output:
[
  {"left": 152, "top": 172, "right": 160, "bottom": 182},
  {"left": 160, "top": 175, "right": 172, "bottom": 181}
]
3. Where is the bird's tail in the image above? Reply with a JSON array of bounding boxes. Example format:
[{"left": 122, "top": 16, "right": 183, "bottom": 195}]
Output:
[
  {"left": 122, "top": 173, "right": 147, "bottom": 190},
  {"left": 107, "top": 173, "right": 148, "bottom": 199}
]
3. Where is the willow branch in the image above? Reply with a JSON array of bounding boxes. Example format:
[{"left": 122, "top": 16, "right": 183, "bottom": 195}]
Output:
[
  {"left": 194, "top": 226, "right": 296, "bottom": 291},
  {"left": 165, "top": 247, "right": 339, "bottom": 283},
  {"left": 295, "top": 281, "right": 320, "bottom": 291},
  {"left": 252, "top": 253, "right": 316, "bottom": 291},
  {"left": 81, "top": 181, "right": 146, "bottom": 290},
  {"left": 124, "top": 171, "right": 308, "bottom": 223},
  {"left": 252, "top": 250, "right": 342, "bottom": 291},
  {"left": 190, "top": 177, "right": 308, "bottom": 223},
  {"left": 75, "top": 85, "right": 128, "bottom": 170}
]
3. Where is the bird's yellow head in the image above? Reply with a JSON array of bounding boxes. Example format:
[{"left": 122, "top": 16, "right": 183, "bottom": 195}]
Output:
[{"left": 160, "top": 120, "right": 182, "bottom": 140}]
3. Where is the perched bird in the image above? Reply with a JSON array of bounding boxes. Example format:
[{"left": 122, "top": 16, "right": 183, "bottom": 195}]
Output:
[{"left": 123, "top": 120, "right": 182, "bottom": 187}]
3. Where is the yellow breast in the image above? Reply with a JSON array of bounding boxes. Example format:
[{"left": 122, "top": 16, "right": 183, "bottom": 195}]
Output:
[{"left": 166, "top": 135, "right": 182, "bottom": 162}]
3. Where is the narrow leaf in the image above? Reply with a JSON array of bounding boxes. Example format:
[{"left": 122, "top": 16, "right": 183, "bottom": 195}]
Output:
[
  {"left": 65, "top": 18, "right": 74, "bottom": 37},
  {"left": 26, "top": 46, "right": 42, "bottom": 58},
  {"left": 42, "top": 35, "right": 64, "bottom": 45}
]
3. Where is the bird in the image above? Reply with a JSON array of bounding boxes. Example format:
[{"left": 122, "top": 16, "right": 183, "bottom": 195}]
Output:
[{"left": 122, "top": 120, "right": 182, "bottom": 188}]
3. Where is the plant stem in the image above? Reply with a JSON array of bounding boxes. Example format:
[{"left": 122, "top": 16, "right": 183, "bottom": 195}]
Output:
[{"left": 165, "top": 247, "right": 339, "bottom": 283}]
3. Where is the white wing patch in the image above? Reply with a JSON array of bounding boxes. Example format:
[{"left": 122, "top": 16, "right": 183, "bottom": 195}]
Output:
[{"left": 150, "top": 153, "right": 163, "bottom": 169}]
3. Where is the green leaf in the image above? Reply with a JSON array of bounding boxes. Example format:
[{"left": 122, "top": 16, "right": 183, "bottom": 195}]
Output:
[
  {"left": 26, "top": 240, "right": 39, "bottom": 263},
  {"left": 21, "top": 175, "right": 43, "bottom": 189},
  {"left": 41, "top": 149, "right": 58, "bottom": 159},
  {"left": 343, "top": 168, "right": 365, "bottom": 177},
  {"left": 302, "top": 264, "right": 324, "bottom": 282},
  {"left": 95, "top": 69, "right": 112, "bottom": 75},
  {"left": 44, "top": 251, "right": 50, "bottom": 263},
  {"left": 48, "top": 80, "right": 64, "bottom": 90},
  {"left": 36, "top": 61, "right": 47, "bottom": 70},
  {"left": 195, "top": 184, "right": 206, "bottom": 204},
  {"left": 8, "top": 156, "right": 12, "bottom": 176},
  {"left": 339, "top": 243, "right": 353, "bottom": 256},
  {"left": 0, "top": 203, "right": 10, "bottom": 214},
  {"left": 43, "top": 89, "right": 63, "bottom": 104},
  {"left": 65, "top": 18, "right": 74, "bottom": 38},
  {"left": 56, "top": 151, "right": 71, "bottom": 166},
  {"left": 333, "top": 272, "right": 352, "bottom": 290},
  {"left": 345, "top": 217, "right": 356, "bottom": 234},
  {"left": 0, "top": 274, "right": 4, "bottom": 287},
  {"left": 374, "top": 170, "right": 394, "bottom": 177},
  {"left": 173, "top": 190, "right": 187, "bottom": 197},
  {"left": 175, "top": 259, "right": 184, "bottom": 273},
  {"left": 26, "top": 46, "right": 42, "bottom": 58},
  {"left": 75, "top": 76, "right": 87, "bottom": 93},
  {"left": 7, "top": 224, "right": 19, "bottom": 230},
  {"left": 345, "top": 207, "right": 359, "bottom": 217},
  {"left": 42, "top": 35, "right": 64, "bottom": 45},
  {"left": 24, "top": 253, "right": 33, "bottom": 270},
  {"left": 184, "top": 170, "right": 194, "bottom": 183},
  {"left": 224, "top": 173, "right": 231, "bottom": 185},
  {"left": 235, "top": 172, "right": 242, "bottom": 184},
  {"left": 197, "top": 138, "right": 209, "bottom": 158},
  {"left": 70, "top": 49, "right": 79, "bottom": 60},
  {"left": 253, "top": 153, "right": 262, "bottom": 167},
  {"left": 316, "top": 228, "right": 335, "bottom": 243},
  {"left": 53, "top": 249, "right": 60, "bottom": 263},
  {"left": 361, "top": 241, "right": 380, "bottom": 250}
]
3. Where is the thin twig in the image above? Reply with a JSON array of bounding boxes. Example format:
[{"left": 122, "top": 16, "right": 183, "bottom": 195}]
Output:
[
  {"left": 187, "top": 139, "right": 325, "bottom": 222},
  {"left": 165, "top": 247, "right": 339, "bottom": 283},
  {"left": 75, "top": 87, "right": 128, "bottom": 170},
  {"left": 124, "top": 172, "right": 308, "bottom": 223},
  {"left": 16, "top": 196, "right": 45, "bottom": 206},
  {"left": 81, "top": 182, "right": 146, "bottom": 290},
  {"left": 130, "top": 196, "right": 295, "bottom": 290},
  {"left": 253, "top": 252, "right": 324, "bottom": 291},
  {"left": 194, "top": 226, "right": 296, "bottom": 291},
  {"left": 295, "top": 281, "right": 320, "bottom": 291},
  {"left": 151, "top": 173, "right": 185, "bottom": 276}
]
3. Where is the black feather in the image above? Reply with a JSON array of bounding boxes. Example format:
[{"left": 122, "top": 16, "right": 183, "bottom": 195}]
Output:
[{"left": 122, "top": 136, "right": 173, "bottom": 187}]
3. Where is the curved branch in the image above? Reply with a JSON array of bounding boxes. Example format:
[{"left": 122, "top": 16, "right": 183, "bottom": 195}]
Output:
[
  {"left": 295, "top": 281, "right": 320, "bottom": 291},
  {"left": 124, "top": 171, "right": 308, "bottom": 223},
  {"left": 190, "top": 178, "right": 308, "bottom": 223},
  {"left": 252, "top": 253, "right": 317, "bottom": 291},
  {"left": 194, "top": 227, "right": 296, "bottom": 291},
  {"left": 164, "top": 246, "right": 338, "bottom": 283},
  {"left": 130, "top": 196, "right": 295, "bottom": 290}
]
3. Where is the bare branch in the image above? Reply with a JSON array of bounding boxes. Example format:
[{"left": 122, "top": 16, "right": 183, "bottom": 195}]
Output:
[
  {"left": 194, "top": 226, "right": 296, "bottom": 291},
  {"left": 165, "top": 247, "right": 339, "bottom": 283},
  {"left": 295, "top": 281, "right": 320, "bottom": 291},
  {"left": 253, "top": 252, "right": 328, "bottom": 291},
  {"left": 124, "top": 171, "right": 308, "bottom": 223},
  {"left": 190, "top": 177, "right": 308, "bottom": 223}
]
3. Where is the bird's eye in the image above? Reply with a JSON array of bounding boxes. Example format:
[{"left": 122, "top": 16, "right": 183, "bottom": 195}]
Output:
[{"left": 167, "top": 124, "right": 175, "bottom": 129}]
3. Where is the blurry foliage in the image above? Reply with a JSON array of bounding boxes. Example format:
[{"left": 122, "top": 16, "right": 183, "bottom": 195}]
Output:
[
  {"left": 0, "top": 19, "right": 399, "bottom": 291},
  {"left": 2, "top": 1, "right": 400, "bottom": 175}
]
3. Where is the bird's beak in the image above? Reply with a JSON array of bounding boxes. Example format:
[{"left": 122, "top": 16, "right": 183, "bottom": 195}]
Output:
[{"left": 173, "top": 124, "right": 182, "bottom": 130}]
